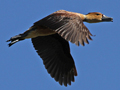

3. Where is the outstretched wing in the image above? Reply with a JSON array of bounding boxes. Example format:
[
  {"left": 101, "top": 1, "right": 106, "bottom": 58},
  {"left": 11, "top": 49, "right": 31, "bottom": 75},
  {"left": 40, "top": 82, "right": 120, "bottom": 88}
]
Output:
[
  {"left": 34, "top": 10, "right": 93, "bottom": 46},
  {"left": 31, "top": 34, "right": 77, "bottom": 86}
]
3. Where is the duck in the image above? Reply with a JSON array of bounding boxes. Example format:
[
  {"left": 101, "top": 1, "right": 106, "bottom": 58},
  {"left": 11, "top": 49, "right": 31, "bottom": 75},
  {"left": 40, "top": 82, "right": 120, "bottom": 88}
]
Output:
[{"left": 7, "top": 10, "right": 113, "bottom": 86}]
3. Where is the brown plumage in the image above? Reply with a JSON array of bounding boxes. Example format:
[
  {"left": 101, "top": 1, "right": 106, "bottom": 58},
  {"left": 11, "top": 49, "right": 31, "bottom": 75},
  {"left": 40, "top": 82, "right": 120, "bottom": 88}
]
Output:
[{"left": 7, "top": 10, "right": 113, "bottom": 86}]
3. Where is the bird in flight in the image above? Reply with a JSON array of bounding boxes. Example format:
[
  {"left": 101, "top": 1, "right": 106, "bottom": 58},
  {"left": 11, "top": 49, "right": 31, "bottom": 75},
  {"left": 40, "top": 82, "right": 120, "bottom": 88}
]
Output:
[{"left": 7, "top": 10, "right": 113, "bottom": 86}]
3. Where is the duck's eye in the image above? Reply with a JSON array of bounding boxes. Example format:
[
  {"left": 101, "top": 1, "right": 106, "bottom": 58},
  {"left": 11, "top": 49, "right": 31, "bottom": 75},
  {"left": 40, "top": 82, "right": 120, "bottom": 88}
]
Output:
[{"left": 96, "top": 14, "right": 100, "bottom": 15}]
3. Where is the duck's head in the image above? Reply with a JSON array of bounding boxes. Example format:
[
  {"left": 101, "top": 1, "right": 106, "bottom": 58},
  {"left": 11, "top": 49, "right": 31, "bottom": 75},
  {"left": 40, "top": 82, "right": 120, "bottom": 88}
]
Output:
[{"left": 84, "top": 12, "right": 113, "bottom": 23}]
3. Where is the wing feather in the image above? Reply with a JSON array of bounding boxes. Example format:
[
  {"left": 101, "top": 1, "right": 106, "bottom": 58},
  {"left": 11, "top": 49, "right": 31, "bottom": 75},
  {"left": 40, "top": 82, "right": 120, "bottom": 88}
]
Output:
[
  {"left": 31, "top": 34, "right": 77, "bottom": 86},
  {"left": 33, "top": 10, "right": 93, "bottom": 46}
]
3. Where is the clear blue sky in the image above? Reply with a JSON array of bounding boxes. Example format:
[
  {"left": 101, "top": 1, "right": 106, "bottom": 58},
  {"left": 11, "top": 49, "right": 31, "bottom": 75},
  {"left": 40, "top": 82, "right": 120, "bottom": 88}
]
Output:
[{"left": 0, "top": 0, "right": 120, "bottom": 90}]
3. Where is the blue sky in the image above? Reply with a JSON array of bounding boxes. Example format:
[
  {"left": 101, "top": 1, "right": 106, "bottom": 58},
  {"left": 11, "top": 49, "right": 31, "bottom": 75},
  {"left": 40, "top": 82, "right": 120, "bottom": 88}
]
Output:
[{"left": 0, "top": 0, "right": 120, "bottom": 90}]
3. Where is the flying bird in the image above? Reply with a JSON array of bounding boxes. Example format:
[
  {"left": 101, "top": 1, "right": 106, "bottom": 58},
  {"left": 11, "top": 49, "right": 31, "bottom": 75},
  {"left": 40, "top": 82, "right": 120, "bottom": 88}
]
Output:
[{"left": 7, "top": 10, "right": 113, "bottom": 86}]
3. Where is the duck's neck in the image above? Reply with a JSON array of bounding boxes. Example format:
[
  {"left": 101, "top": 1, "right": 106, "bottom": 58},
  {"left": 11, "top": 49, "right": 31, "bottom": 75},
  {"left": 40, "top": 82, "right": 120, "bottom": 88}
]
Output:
[{"left": 78, "top": 13, "right": 86, "bottom": 21}]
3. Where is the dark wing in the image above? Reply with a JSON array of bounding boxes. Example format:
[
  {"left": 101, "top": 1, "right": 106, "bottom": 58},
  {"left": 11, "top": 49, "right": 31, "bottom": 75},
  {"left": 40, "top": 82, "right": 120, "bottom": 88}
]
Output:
[
  {"left": 33, "top": 10, "right": 93, "bottom": 46},
  {"left": 31, "top": 34, "right": 77, "bottom": 86}
]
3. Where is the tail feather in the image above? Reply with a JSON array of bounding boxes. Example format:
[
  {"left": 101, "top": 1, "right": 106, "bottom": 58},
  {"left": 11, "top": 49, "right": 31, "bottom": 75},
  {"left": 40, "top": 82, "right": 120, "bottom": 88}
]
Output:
[{"left": 7, "top": 34, "right": 24, "bottom": 47}]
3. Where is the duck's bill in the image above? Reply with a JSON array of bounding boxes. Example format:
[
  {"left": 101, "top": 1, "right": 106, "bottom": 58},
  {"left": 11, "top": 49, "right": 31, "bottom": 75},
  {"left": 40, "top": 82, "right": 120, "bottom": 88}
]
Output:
[{"left": 102, "top": 15, "right": 113, "bottom": 22}]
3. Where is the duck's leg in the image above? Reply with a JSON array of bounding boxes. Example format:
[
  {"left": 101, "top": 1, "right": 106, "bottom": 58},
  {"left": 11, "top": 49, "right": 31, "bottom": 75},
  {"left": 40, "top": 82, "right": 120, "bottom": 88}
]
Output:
[{"left": 6, "top": 27, "right": 37, "bottom": 47}]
